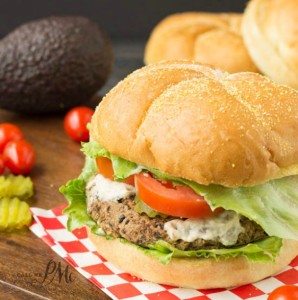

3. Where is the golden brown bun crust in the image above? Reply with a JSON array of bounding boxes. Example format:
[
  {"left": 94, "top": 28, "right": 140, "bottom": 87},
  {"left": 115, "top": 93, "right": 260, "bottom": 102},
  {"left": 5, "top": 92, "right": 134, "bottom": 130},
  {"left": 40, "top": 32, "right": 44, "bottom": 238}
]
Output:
[
  {"left": 88, "top": 230, "right": 298, "bottom": 289},
  {"left": 145, "top": 12, "right": 258, "bottom": 73},
  {"left": 90, "top": 61, "right": 298, "bottom": 187},
  {"left": 242, "top": 0, "right": 298, "bottom": 89}
]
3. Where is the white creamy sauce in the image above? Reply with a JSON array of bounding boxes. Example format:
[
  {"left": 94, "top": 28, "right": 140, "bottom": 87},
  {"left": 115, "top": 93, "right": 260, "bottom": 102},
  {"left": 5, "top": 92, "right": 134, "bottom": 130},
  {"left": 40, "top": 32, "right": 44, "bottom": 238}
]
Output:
[
  {"left": 86, "top": 174, "right": 136, "bottom": 204},
  {"left": 164, "top": 210, "right": 244, "bottom": 246}
]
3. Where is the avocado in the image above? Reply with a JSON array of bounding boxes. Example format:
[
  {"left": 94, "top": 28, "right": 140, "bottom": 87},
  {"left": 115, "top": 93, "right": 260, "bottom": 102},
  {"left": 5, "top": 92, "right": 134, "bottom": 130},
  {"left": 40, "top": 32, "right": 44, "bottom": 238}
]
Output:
[{"left": 0, "top": 16, "right": 113, "bottom": 114}]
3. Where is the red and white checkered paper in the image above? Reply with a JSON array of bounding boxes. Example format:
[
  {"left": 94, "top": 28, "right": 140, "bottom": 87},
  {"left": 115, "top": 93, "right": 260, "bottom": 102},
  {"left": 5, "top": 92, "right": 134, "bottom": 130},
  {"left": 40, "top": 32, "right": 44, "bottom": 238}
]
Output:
[{"left": 30, "top": 205, "right": 298, "bottom": 300}]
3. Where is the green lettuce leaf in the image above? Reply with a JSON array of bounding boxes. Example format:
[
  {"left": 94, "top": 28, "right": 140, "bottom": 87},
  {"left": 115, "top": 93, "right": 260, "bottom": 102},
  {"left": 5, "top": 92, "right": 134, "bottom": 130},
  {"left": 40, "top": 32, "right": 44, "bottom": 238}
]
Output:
[
  {"left": 59, "top": 156, "right": 104, "bottom": 235},
  {"left": 138, "top": 236, "right": 282, "bottom": 265},
  {"left": 79, "top": 152, "right": 97, "bottom": 182},
  {"left": 82, "top": 141, "right": 142, "bottom": 181},
  {"left": 183, "top": 177, "right": 298, "bottom": 241},
  {"left": 82, "top": 140, "right": 108, "bottom": 158}
]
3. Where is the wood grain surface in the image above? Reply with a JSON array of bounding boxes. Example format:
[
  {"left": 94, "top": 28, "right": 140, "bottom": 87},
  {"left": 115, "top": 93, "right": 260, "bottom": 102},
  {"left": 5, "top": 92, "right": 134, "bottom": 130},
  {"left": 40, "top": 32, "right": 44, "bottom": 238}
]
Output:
[{"left": 0, "top": 41, "right": 144, "bottom": 300}]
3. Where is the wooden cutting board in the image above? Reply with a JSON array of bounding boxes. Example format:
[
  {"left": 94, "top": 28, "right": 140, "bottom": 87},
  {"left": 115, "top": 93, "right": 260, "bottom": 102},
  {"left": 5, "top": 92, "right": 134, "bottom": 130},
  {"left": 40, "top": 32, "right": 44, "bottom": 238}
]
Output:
[{"left": 0, "top": 107, "right": 110, "bottom": 300}]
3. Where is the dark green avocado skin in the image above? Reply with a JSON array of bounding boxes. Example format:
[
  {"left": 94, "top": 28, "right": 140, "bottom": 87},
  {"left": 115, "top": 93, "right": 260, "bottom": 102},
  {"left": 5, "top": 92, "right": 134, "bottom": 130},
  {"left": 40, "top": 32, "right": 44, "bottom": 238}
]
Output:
[{"left": 0, "top": 16, "right": 113, "bottom": 114}]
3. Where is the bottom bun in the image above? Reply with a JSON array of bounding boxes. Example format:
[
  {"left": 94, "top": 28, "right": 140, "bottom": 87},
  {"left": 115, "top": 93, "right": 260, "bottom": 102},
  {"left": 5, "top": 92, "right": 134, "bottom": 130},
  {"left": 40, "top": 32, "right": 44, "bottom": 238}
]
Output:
[{"left": 88, "top": 229, "right": 298, "bottom": 289}]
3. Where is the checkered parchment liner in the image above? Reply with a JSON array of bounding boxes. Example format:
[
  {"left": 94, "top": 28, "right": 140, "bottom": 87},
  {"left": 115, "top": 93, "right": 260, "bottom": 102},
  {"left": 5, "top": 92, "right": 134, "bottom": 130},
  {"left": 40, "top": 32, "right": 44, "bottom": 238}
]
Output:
[{"left": 30, "top": 205, "right": 298, "bottom": 300}]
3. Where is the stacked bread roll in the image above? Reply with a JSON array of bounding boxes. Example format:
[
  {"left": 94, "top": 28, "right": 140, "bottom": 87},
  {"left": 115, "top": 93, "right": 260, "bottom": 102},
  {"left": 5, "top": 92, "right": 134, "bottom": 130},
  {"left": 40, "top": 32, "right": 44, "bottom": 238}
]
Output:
[
  {"left": 242, "top": 0, "right": 298, "bottom": 89},
  {"left": 145, "top": 0, "right": 298, "bottom": 89},
  {"left": 144, "top": 12, "right": 258, "bottom": 74}
]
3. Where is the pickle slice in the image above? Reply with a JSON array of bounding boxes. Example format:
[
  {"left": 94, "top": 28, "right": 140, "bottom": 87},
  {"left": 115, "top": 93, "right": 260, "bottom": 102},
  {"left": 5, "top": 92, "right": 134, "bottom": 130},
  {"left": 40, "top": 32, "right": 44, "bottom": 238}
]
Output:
[
  {"left": 0, "top": 175, "right": 33, "bottom": 200},
  {"left": 0, "top": 197, "right": 32, "bottom": 231}
]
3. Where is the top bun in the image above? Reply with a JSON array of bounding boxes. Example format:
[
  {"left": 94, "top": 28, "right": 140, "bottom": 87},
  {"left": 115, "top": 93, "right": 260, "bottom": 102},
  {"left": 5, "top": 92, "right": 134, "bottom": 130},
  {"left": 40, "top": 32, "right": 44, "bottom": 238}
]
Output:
[
  {"left": 145, "top": 12, "right": 258, "bottom": 73},
  {"left": 90, "top": 61, "right": 298, "bottom": 187},
  {"left": 242, "top": 0, "right": 298, "bottom": 89}
]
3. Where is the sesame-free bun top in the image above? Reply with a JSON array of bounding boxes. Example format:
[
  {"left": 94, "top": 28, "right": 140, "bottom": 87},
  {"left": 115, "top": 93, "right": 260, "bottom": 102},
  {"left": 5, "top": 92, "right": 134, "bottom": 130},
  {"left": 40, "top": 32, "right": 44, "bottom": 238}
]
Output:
[
  {"left": 145, "top": 12, "right": 258, "bottom": 73},
  {"left": 90, "top": 61, "right": 298, "bottom": 187},
  {"left": 242, "top": 0, "right": 298, "bottom": 89}
]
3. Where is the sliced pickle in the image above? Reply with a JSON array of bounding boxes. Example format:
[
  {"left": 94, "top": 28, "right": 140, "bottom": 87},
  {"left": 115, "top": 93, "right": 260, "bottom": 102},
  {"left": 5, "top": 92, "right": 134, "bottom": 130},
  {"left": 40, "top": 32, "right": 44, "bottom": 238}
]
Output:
[
  {"left": 0, "top": 197, "right": 32, "bottom": 231},
  {"left": 0, "top": 175, "right": 33, "bottom": 200}
]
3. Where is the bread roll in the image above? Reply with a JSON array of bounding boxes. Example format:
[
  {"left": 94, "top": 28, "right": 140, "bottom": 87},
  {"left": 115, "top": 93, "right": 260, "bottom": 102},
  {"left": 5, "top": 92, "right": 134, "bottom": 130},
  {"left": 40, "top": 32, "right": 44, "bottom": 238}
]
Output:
[
  {"left": 242, "top": 0, "right": 298, "bottom": 89},
  {"left": 144, "top": 13, "right": 259, "bottom": 73},
  {"left": 88, "top": 230, "right": 298, "bottom": 289},
  {"left": 90, "top": 61, "right": 298, "bottom": 187}
]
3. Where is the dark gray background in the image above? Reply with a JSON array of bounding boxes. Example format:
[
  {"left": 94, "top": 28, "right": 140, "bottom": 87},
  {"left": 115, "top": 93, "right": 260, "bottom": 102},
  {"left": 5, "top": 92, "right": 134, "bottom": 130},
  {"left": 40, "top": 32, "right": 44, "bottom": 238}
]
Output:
[{"left": 1, "top": 0, "right": 248, "bottom": 39}]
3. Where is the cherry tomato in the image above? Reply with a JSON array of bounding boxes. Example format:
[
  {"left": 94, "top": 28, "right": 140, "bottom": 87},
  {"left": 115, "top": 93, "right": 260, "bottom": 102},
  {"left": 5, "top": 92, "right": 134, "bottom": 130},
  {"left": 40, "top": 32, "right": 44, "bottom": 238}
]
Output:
[
  {"left": 3, "top": 140, "right": 35, "bottom": 174},
  {"left": 0, "top": 123, "right": 24, "bottom": 153},
  {"left": 64, "top": 106, "right": 94, "bottom": 142},
  {"left": 96, "top": 157, "right": 135, "bottom": 186},
  {"left": 0, "top": 155, "right": 5, "bottom": 175},
  {"left": 135, "top": 172, "right": 223, "bottom": 218},
  {"left": 268, "top": 285, "right": 298, "bottom": 300}
]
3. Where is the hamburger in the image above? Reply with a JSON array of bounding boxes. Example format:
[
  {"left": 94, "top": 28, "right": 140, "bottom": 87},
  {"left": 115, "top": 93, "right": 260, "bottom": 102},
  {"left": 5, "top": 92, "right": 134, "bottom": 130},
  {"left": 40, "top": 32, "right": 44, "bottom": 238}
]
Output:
[{"left": 60, "top": 61, "right": 298, "bottom": 289}]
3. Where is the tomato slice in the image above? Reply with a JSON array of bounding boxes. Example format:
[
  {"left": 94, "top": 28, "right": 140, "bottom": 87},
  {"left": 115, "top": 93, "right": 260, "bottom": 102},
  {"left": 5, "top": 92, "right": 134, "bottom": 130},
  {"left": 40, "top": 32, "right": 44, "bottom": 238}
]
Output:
[
  {"left": 96, "top": 157, "right": 135, "bottom": 186},
  {"left": 135, "top": 172, "right": 222, "bottom": 218},
  {"left": 96, "top": 157, "right": 114, "bottom": 180}
]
